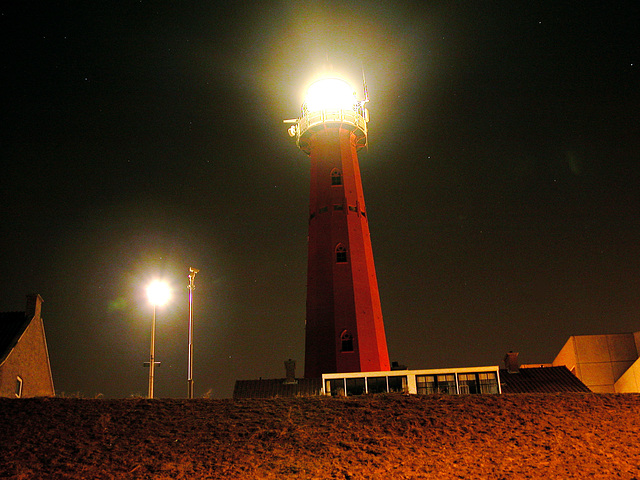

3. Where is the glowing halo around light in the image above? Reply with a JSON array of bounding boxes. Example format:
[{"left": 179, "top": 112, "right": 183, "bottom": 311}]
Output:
[
  {"left": 146, "top": 280, "right": 171, "bottom": 307},
  {"left": 304, "top": 78, "right": 357, "bottom": 112}
]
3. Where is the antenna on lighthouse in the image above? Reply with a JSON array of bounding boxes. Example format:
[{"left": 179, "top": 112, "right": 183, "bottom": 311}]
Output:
[
  {"left": 360, "top": 64, "right": 370, "bottom": 148},
  {"left": 361, "top": 64, "right": 369, "bottom": 105}
]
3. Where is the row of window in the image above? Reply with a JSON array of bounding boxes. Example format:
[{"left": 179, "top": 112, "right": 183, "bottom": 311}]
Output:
[
  {"left": 301, "top": 102, "right": 366, "bottom": 119},
  {"left": 325, "top": 375, "right": 408, "bottom": 396},
  {"left": 323, "top": 371, "right": 500, "bottom": 396},
  {"left": 416, "top": 372, "right": 499, "bottom": 395}
]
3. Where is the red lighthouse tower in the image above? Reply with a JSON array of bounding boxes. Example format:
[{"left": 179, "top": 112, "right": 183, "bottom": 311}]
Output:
[{"left": 287, "top": 78, "right": 390, "bottom": 378}]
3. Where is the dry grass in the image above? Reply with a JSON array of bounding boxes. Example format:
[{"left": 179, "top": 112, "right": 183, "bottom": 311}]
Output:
[{"left": 1, "top": 393, "right": 640, "bottom": 479}]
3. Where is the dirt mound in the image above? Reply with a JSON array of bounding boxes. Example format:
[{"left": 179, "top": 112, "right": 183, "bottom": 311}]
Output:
[{"left": 2, "top": 393, "right": 640, "bottom": 479}]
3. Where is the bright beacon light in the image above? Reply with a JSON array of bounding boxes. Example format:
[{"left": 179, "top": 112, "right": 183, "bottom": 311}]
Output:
[
  {"left": 304, "top": 78, "right": 356, "bottom": 112},
  {"left": 147, "top": 280, "right": 171, "bottom": 307}
]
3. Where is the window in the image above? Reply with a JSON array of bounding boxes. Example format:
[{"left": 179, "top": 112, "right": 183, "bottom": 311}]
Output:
[
  {"left": 458, "top": 372, "right": 499, "bottom": 394},
  {"left": 348, "top": 206, "right": 357, "bottom": 212},
  {"left": 416, "top": 374, "right": 456, "bottom": 395},
  {"left": 367, "top": 377, "right": 387, "bottom": 394},
  {"left": 326, "top": 377, "right": 368, "bottom": 396},
  {"left": 341, "top": 330, "right": 354, "bottom": 352},
  {"left": 388, "top": 376, "right": 407, "bottom": 393},
  {"left": 336, "top": 244, "right": 348, "bottom": 263},
  {"left": 478, "top": 372, "right": 499, "bottom": 394},
  {"left": 346, "top": 378, "right": 365, "bottom": 396},
  {"left": 333, "top": 204, "right": 344, "bottom": 211},
  {"left": 15, "top": 376, "right": 23, "bottom": 398},
  {"left": 326, "top": 378, "right": 345, "bottom": 396},
  {"left": 458, "top": 373, "right": 479, "bottom": 394},
  {"left": 331, "top": 169, "right": 342, "bottom": 186},
  {"left": 416, "top": 375, "right": 431, "bottom": 395}
]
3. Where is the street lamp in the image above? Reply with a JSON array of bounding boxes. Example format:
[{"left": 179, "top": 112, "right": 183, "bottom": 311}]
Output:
[
  {"left": 187, "top": 267, "right": 199, "bottom": 399},
  {"left": 146, "top": 280, "right": 171, "bottom": 399}
]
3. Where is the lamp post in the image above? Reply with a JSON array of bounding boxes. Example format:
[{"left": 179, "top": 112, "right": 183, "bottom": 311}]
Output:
[
  {"left": 146, "top": 280, "right": 171, "bottom": 399},
  {"left": 187, "top": 267, "right": 199, "bottom": 399}
]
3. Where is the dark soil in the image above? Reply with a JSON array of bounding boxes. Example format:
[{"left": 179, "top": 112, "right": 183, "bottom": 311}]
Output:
[{"left": 1, "top": 393, "right": 639, "bottom": 479}]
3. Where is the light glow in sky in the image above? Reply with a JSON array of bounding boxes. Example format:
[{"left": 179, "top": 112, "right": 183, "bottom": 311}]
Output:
[
  {"left": 146, "top": 281, "right": 172, "bottom": 307},
  {"left": 304, "top": 78, "right": 357, "bottom": 112},
  {"left": 2, "top": 1, "right": 638, "bottom": 399}
]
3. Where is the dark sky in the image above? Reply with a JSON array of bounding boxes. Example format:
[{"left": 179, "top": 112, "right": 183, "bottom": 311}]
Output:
[{"left": 2, "top": 2, "right": 639, "bottom": 398}]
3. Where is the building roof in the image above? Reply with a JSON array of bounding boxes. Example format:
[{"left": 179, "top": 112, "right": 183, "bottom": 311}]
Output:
[
  {"left": 0, "top": 311, "right": 31, "bottom": 365},
  {"left": 235, "top": 366, "right": 591, "bottom": 397},
  {"left": 500, "top": 366, "right": 591, "bottom": 393},
  {"left": 233, "top": 378, "right": 323, "bottom": 399}
]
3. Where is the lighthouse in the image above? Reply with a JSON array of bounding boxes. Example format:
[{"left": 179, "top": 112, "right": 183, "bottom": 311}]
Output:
[{"left": 287, "top": 77, "right": 390, "bottom": 378}]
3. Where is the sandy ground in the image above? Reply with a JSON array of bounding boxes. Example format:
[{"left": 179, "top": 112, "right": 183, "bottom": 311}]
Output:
[{"left": 1, "top": 393, "right": 640, "bottom": 479}]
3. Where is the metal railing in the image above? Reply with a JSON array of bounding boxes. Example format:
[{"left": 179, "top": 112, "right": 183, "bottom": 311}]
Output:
[{"left": 296, "top": 106, "right": 368, "bottom": 154}]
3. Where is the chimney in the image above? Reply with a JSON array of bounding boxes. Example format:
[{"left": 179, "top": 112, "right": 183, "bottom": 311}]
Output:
[
  {"left": 504, "top": 351, "right": 520, "bottom": 374},
  {"left": 283, "top": 359, "right": 297, "bottom": 384},
  {"left": 26, "top": 294, "right": 43, "bottom": 321},
  {"left": 391, "top": 361, "right": 408, "bottom": 370}
]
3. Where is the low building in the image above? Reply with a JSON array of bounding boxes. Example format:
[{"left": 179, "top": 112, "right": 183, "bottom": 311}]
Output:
[
  {"left": 233, "top": 378, "right": 323, "bottom": 398},
  {"left": 500, "top": 366, "right": 590, "bottom": 393},
  {"left": 322, "top": 366, "right": 502, "bottom": 396},
  {"left": 234, "top": 360, "right": 322, "bottom": 398},
  {"left": 553, "top": 332, "right": 640, "bottom": 393},
  {"left": 0, "top": 294, "right": 55, "bottom": 398},
  {"left": 500, "top": 350, "right": 590, "bottom": 393},
  {"left": 234, "top": 354, "right": 593, "bottom": 398},
  {"left": 235, "top": 364, "right": 503, "bottom": 398}
]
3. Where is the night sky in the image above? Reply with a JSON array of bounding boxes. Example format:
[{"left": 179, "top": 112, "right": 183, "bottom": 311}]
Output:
[{"left": 2, "top": 2, "right": 639, "bottom": 398}]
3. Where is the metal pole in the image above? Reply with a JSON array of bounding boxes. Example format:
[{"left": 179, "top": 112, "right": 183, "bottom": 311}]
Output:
[
  {"left": 148, "top": 304, "right": 156, "bottom": 399},
  {"left": 187, "top": 267, "right": 198, "bottom": 399}
]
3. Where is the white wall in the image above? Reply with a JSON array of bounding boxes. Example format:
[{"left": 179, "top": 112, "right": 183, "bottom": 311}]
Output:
[{"left": 553, "top": 333, "right": 639, "bottom": 393}]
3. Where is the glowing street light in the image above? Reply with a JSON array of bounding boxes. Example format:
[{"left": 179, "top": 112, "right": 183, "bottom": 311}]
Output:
[{"left": 146, "top": 280, "right": 171, "bottom": 399}]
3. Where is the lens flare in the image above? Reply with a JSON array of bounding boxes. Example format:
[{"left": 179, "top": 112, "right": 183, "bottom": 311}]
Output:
[
  {"left": 146, "top": 280, "right": 171, "bottom": 306},
  {"left": 304, "top": 78, "right": 356, "bottom": 112}
]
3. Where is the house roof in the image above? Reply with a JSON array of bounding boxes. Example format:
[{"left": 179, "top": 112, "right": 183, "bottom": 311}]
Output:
[
  {"left": 234, "top": 366, "right": 589, "bottom": 397},
  {"left": 0, "top": 311, "right": 31, "bottom": 365},
  {"left": 233, "top": 378, "right": 323, "bottom": 399},
  {"left": 500, "top": 366, "right": 591, "bottom": 393}
]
